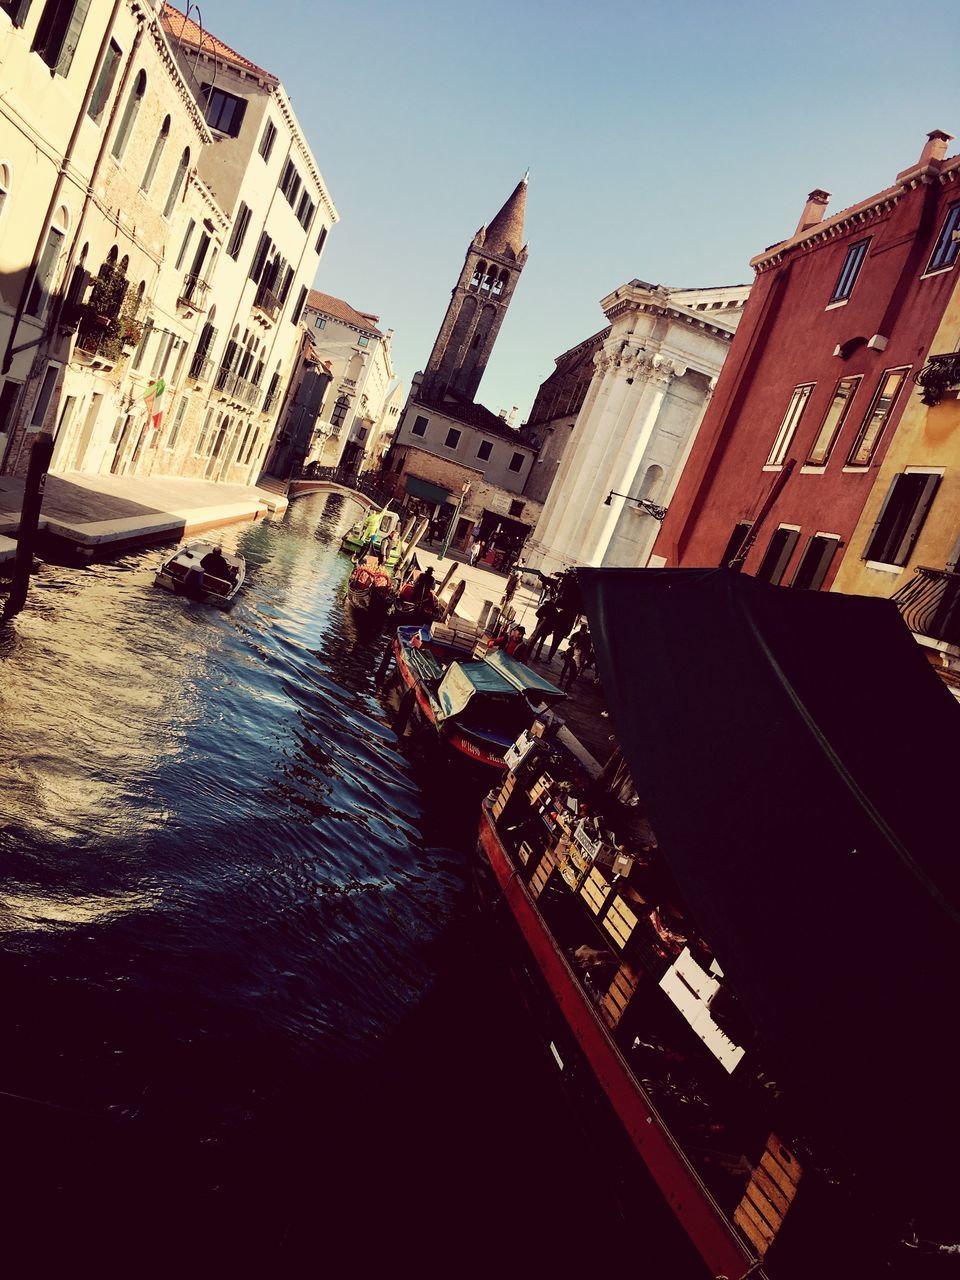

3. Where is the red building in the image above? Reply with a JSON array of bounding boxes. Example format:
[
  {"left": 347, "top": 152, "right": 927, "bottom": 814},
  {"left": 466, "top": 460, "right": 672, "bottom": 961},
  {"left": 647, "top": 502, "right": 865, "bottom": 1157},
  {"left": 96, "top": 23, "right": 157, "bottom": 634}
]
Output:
[{"left": 655, "top": 130, "right": 960, "bottom": 589}]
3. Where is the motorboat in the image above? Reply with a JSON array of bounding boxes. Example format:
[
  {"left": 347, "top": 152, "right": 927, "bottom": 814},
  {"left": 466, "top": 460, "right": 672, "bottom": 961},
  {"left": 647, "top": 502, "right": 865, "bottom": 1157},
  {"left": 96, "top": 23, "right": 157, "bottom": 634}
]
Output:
[{"left": 154, "top": 540, "right": 245, "bottom": 607}]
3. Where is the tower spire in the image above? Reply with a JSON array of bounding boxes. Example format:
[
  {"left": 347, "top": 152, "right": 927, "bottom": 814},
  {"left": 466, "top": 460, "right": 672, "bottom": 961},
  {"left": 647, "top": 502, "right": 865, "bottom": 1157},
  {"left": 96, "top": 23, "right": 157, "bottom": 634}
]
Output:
[
  {"left": 482, "top": 174, "right": 528, "bottom": 260},
  {"left": 420, "top": 177, "right": 530, "bottom": 404}
]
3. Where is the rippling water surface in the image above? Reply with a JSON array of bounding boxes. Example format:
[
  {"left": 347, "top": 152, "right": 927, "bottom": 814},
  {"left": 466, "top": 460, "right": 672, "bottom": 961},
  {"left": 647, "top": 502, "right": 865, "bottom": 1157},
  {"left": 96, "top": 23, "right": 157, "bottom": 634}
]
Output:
[{"left": 0, "top": 494, "right": 700, "bottom": 1275}]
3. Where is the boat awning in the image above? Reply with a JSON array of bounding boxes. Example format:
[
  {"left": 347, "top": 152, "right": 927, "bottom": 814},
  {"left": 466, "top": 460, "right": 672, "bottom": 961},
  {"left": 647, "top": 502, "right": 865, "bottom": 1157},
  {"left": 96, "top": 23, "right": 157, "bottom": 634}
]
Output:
[
  {"left": 436, "top": 661, "right": 515, "bottom": 722},
  {"left": 482, "top": 648, "right": 566, "bottom": 702},
  {"left": 404, "top": 475, "right": 452, "bottom": 506},
  {"left": 580, "top": 566, "right": 960, "bottom": 1199}
]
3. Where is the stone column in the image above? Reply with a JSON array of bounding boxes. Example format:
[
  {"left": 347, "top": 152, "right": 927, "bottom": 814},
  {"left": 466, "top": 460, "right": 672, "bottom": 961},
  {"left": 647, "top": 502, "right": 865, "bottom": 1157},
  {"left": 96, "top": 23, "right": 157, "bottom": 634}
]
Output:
[
  {"left": 578, "top": 355, "right": 683, "bottom": 565},
  {"left": 544, "top": 343, "right": 643, "bottom": 564}
]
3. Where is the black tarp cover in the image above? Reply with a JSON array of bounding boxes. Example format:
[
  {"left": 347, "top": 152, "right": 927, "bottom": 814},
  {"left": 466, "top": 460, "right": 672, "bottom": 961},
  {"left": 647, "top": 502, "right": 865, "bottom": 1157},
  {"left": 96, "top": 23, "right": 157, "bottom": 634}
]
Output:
[{"left": 580, "top": 567, "right": 960, "bottom": 1195}]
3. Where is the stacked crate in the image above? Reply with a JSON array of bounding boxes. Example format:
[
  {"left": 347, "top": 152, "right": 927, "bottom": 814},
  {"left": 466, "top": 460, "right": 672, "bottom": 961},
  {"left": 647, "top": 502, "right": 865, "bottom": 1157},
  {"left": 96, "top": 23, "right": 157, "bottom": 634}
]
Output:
[
  {"left": 491, "top": 772, "right": 516, "bottom": 820},
  {"left": 601, "top": 961, "right": 642, "bottom": 1030},
  {"left": 602, "top": 886, "right": 648, "bottom": 952},
  {"left": 580, "top": 865, "right": 612, "bottom": 918},
  {"left": 529, "top": 848, "right": 557, "bottom": 900}
]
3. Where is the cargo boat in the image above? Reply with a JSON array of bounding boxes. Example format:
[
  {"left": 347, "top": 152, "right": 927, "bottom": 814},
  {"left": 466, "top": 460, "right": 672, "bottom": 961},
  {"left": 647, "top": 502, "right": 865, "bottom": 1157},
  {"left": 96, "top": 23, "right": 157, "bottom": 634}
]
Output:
[
  {"left": 392, "top": 624, "right": 566, "bottom": 769},
  {"left": 476, "top": 567, "right": 960, "bottom": 1279}
]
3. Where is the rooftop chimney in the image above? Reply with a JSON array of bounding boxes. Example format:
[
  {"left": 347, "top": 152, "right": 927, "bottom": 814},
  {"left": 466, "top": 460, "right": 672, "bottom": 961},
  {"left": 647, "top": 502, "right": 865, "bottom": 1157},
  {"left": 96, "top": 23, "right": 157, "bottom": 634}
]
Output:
[
  {"left": 920, "top": 129, "right": 954, "bottom": 166},
  {"left": 794, "top": 189, "right": 831, "bottom": 237}
]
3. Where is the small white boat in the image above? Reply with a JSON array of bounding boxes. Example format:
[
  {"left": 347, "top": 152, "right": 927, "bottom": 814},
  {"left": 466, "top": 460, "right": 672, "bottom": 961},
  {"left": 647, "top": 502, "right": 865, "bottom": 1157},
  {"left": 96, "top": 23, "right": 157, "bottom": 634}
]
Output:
[{"left": 154, "top": 540, "right": 245, "bottom": 608}]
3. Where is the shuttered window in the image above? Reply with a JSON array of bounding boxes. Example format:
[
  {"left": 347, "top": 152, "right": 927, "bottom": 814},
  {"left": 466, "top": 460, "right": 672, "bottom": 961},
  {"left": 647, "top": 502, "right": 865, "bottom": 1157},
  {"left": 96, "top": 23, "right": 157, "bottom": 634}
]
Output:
[
  {"left": 226, "top": 202, "right": 252, "bottom": 260},
  {"left": 755, "top": 526, "right": 800, "bottom": 585},
  {"left": 33, "top": 0, "right": 91, "bottom": 75},
  {"left": 791, "top": 535, "right": 840, "bottom": 590},
  {"left": 863, "top": 472, "right": 941, "bottom": 567},
  {"left": 720, "top": 520, "right": 753, "bottom": 570}
]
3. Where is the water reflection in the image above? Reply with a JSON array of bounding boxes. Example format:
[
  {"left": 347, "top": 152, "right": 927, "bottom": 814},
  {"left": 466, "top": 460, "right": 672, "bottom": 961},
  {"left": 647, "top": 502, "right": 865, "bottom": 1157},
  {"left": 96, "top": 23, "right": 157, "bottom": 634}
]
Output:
[{"left": 0, "top": 493, "right": 702, "bottom": 1276}]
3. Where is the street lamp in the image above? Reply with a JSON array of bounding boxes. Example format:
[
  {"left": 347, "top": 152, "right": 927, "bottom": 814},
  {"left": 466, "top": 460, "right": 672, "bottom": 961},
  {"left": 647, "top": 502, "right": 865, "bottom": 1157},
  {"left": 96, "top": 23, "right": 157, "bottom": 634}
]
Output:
[{"left": 603, "top": 490, "right": 668, "bottom": 521}]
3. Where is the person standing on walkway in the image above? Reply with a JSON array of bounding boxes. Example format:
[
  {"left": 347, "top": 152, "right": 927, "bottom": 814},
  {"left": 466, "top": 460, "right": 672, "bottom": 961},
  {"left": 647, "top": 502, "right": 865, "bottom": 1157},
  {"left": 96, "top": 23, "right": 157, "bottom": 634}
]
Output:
[
  {"left": 528, "top": 599, "right": 558, "bottom": 661},
  {"left": 469, "top": 538, "right": 483, "bottom": 567},
  {"left": 548, "top": 571, "right": 582, "bottom": 661}
]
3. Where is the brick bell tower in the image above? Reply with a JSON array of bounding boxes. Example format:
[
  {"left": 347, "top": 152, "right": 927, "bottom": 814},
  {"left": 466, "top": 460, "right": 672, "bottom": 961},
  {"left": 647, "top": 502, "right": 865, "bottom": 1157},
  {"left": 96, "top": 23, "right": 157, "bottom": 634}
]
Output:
[{"left": 420, "top": 173, "right": 529, "bottom": 404}]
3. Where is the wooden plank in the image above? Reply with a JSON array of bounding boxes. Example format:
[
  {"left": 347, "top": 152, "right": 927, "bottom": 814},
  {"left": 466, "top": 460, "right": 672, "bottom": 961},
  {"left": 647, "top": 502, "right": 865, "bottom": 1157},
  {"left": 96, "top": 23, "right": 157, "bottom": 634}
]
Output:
[
  {"left": 765, "top": 1135, "right": 802, "bottom": 1187},
  {"left": 751, "top": 1165, "right": 791, "bottom": 1218},
  {"left": 760, "top": 1150, "right": 799, "bottom": 1202},
  {"left": 733, "top": 1205, "right": 772, "bottom": 1256},
  {"left": 745, "top": 1180, "right": 783, "bottom": 1231},
  {"left": 734, "top": 1195, "right": 775, "bottom": 1248}
]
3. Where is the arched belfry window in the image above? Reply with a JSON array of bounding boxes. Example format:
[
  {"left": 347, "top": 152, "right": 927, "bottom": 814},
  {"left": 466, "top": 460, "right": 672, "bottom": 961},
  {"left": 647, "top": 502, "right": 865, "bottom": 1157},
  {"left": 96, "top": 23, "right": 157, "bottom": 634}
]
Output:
[
  {"left": 112, "top": 69, "right": 146, "bottom": 162},
  {"left": 480, "top": 267, "right": 492, "bottom": 291},
  {"left": 492, "top": 270, "right": 507, "bottom": 297},
  {"left": 470, "top": 261, "right": 486, "bottom": 290}
]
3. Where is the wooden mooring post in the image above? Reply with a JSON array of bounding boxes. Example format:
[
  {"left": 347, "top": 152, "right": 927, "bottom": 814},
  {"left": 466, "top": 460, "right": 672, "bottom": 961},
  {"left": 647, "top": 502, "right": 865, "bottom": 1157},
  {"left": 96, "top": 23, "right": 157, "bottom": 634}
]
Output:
[{"left": 3, "top": 434, "right": 53, "bottom": 620}]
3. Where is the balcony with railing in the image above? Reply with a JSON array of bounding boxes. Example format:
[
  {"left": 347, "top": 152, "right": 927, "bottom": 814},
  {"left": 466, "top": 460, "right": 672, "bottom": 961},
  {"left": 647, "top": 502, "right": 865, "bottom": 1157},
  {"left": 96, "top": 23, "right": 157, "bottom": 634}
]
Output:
[
  {"left": 892, "top": 566, "right": 960, "bottom": 648},
  {"left": 215, "top": 366, "right": 239, "bottom": 396},
  {"left": 262, "top": 385, "right": 279, "bottom": 415},
  {"left": 178, "top": 272, "right": 209, "bottom": 311},
  {"left": 914, "top": 352, "right": 960, "bottom": 407},
  {"left": 253, "top": 282, "right": 280, "bottom": 322},
  {"left": 188, "top": 351, "right": 213, "bottom": 383},
  {"left": 235, "top": 376, "right": 260, "bottom": 408}
]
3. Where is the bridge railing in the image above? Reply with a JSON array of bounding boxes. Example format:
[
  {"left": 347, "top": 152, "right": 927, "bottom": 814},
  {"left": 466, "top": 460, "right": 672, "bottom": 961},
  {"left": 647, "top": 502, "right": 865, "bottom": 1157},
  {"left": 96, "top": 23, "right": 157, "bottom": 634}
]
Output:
[{"left": 290, "top": 464, "right": 394, "bottom": 509}]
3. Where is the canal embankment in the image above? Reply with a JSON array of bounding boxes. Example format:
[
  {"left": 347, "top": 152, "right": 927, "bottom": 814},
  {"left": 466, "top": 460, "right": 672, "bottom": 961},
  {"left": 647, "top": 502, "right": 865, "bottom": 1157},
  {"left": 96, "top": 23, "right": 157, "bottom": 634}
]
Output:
[{"left": 0, "top": 470, "right": 288, "bottom": 564}]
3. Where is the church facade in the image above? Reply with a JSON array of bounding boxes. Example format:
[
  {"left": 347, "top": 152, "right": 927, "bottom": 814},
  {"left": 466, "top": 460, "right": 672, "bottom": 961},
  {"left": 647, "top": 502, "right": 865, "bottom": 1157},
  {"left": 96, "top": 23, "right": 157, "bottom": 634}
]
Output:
[{"left": 528, "top": 280, "right": 749, "bottom": 573}]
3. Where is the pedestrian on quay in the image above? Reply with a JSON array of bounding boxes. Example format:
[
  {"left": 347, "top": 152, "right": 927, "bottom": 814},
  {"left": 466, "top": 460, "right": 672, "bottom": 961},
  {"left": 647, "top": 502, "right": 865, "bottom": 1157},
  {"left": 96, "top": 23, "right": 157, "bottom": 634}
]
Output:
[
  {"left": 559, "top": 621, "right": 592, "bottom": 690},
  {"left": 528, "top": 598, "right": 558, "bottom": 661},
  {"left": 469, "top": 538, "right": 484, "bottom": 567}
]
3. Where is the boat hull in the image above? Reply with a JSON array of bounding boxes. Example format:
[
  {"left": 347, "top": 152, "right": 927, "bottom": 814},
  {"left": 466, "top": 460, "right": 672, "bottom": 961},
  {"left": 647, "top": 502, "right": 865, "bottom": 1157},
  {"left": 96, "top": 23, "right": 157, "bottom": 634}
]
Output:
[
  {"left": 477, "top": 798, "right": 756, "bottom": 1280},
  {"left": 392, "top": 636, "right": 510, "bottom": 769},
  {"left": 154, "top": 543, "right": 244, "bottom": 608}
]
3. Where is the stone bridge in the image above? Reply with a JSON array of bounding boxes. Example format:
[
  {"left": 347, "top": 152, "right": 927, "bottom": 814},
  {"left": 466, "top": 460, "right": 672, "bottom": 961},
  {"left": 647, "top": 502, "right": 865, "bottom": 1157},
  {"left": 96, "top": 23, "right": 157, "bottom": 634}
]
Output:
[{"left": 282, "top": 466, "right": 393, "bottom": 514}]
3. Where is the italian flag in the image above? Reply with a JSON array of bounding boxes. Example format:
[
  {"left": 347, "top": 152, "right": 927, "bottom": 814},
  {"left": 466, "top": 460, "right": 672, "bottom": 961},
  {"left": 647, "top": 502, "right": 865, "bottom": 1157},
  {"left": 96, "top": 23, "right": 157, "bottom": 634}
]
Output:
[{"left": 143, "top": 377, "right": 165, "bottom": 429}]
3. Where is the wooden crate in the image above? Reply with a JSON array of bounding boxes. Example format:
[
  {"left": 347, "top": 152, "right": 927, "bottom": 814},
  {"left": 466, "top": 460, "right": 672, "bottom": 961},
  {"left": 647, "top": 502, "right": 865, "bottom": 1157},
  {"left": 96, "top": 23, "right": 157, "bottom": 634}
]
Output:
[
  {"left": 601, "top": 962, "right": 641, "bottom": 1030},
  {"left": 518, "top": 840, "right": 535, "bottom": 866},
  {"left": 602, "top": 891, "right": 643, "bottom": 950},
  {"left": 580, "top": 866, "right": 611, "bottom": 917},
  {"left": 529, "top": 850, "right": 556, "bottom": 900},
  {"left": 733, "top": 1135, "right": 802, "bottom": 1257}
]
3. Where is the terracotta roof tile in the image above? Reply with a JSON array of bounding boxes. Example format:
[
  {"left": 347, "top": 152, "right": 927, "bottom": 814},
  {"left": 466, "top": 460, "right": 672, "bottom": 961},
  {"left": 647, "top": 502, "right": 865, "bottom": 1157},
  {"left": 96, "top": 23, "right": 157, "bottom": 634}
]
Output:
[
  {"left": 306, "top": 290, "right": 383, "bottom": 338},
  {"left": 161, "top": 4, "right": 275, "bottom": 82}
]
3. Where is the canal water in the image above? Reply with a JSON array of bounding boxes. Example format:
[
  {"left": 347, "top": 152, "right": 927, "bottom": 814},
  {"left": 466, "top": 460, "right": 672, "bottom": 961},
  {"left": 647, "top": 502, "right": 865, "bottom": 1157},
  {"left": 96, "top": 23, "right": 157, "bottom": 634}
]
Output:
[{"left": 0, "top": 493, "right": 701, "bottom": 1275}]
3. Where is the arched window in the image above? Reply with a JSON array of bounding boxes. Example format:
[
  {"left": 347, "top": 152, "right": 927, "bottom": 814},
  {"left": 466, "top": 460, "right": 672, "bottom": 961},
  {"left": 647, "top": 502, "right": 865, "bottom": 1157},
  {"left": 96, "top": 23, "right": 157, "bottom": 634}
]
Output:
[
  {"left": 492, "top": 269, "right": 508, "bottom": 297},
  {"left": 331, "top": 395, "right": 350, "bottom": 429},
  {"left": 111, "top": 69, "right": 146, "bottom": 162},
  {"left": 26, "top": 203, "right": 69, "bottom": 318},
  {"left": 140, "top": 114, "right": 170, "bottom": 194},
  {"left": 470, "top": 261, "right": 486, "bottom": 289},
  {"left": 162, "top": 147, "right": 190, "bottom": 219},
  {"left": 480, "top": 267, "right": 492, "bottom": 291}
]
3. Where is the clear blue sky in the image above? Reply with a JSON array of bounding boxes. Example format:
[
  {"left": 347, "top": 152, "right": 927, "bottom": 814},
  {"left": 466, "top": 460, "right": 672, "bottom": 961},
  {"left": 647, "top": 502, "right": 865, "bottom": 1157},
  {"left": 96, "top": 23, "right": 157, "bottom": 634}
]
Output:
[{"left": 202, "top": 0, "right": 958, "bottom": 420}]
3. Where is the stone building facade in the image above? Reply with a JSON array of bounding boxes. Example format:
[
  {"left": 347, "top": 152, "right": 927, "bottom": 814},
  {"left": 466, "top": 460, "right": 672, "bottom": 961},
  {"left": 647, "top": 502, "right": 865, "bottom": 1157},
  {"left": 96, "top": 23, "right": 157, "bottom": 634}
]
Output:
[
  {"left": 264, "top": 289, "right": 394, "bottom": 475},
  {"left": 655, "top": 131, "right": 960, "bottom": 594},
  {"left": 523, "top": 327, "right": 609, "bottom": 505},
  {"left": 0, "top": 0, "right": 338, "bottom": 488},
  {"left": 530, "top": 281, "right": 749, "bottom": 573}
]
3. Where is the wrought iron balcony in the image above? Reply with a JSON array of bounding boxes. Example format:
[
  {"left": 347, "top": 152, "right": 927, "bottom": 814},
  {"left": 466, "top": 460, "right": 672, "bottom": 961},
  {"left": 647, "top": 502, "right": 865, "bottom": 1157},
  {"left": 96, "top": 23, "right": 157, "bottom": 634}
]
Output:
[
  {"left": 253, "top": 282, "right": 280, "bottom": 322},
  {"left": 914, "top": 351, "right": 960, "bottom": 406},
  {"left": 892, "top": 565, "right": 960, "bottom": 647},
  {"left": 235, "top": 376, "right": 260, "bottom": 408},
  {"left": 215, "top": 366, "right": 238, "bottom": 395},
  {"left": 188, "top": 352, "right": 213, "bottom": 383},
  {"left": 178, "top": 272, "right": 209, "bottom": 310}
]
